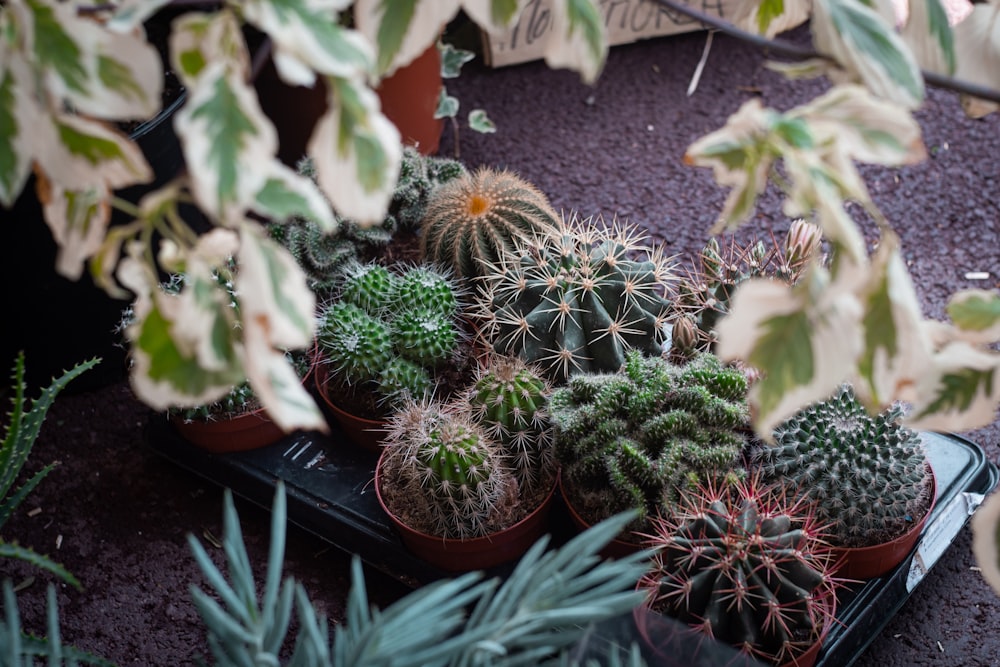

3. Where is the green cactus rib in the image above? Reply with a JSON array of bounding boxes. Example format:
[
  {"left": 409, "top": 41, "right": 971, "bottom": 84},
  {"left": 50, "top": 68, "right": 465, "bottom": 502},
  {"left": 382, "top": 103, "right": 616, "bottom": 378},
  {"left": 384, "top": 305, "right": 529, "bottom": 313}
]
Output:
[
  {"left": 639, "top": 476, "right": 838, "bottom": 666},
  {"left": 420, "top": 167, "right": 561, "bottom": 282},
  {"left": 755, "top": 383, "right": 934, "bottom": 548},
  {"left": 481, "top": 215, "right": 675, "bottom": 384},
  {"left": 381, "top": 401, "right": 517, "bottom": 539},
  {"left": 549, "top": 350, "right": 750, "bottom": 529}
]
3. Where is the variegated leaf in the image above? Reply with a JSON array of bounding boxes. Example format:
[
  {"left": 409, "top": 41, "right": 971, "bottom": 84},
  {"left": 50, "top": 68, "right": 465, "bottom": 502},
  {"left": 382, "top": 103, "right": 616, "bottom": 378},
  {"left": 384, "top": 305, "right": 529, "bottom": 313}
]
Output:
[
  {"left": 947, "top": 289, "right": 1000, "bottom": 343},
  {"left": 854, "top": 234, "right": 934, "bottom": 407},
  {"left": 354, "top": 0, "right": 460, "bottom": 77},
  {"left": 105, "top": 0, "right": 175, "bottom": 32},
  {"left": 716, "top": 266, "right": 864, "bottom": 439},
  {"left": 542, "top": 0, "right": 607, "bottom": 85},
  {"left": 36, "top": 175, "right": 111, "bottom": 280},
  {"left": 0, "top": 48, "right": 37, "bottom": 206},
  {"left": 684, "top": 99, "right": 777, "bottom": 231},
  {"left": 174, "top": 60, "right": 277, "bottom": 224},
  {"left": 17, "top": 0, "right": 161, "bottom": 119},
  {"left": 905, "top": 341, "right": 1000, "bottom": 431},
  {"left": 117, "top": 243, "right": 244, "bottom": 410},
  {"left": 254, "top": 161, "right": 339, "bottom": 231},
  {"left": 901, "top": 0, "right": 957, "bottom": 75},
  {"left": 170, "top": 11, "right": 249, "bottom": 85},
  {"left": 242, "top": 0, "right": 372, "bottom": 86},
  {"left": 308, "top": 75, "right": 402, "bottom": 225},
  {"left": 463, "top": 0, "right": 524, "bottom": 34},
  {"left": 952, "top": 3, "right": 1000, "bottom": 118},
  {"left": 237, "top": 222, "right": 326, "bottom": 431},
  {"left": 812, "top": 0, "right": 925, "bottom": 108},
  {"left": 733, "top": 0, "right": 811, "bottom": 38}
]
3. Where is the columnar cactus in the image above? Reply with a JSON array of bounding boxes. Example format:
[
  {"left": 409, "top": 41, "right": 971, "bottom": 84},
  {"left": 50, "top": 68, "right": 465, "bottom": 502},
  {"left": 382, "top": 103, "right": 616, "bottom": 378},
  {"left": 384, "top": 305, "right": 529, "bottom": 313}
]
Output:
[
  {"left": 316, "top": 262, "right": 463, "bottom": 412},
  {"left": 419, "top": 167, "right": 561, "bottom": 282},
  {"left": 379, "top": 400, "right": 518, "bottom": 539},
  {"left": 754, "top": 383, "right": 934, "bottom": 548},
  {"left": 465, "top": 356, "right": 555, "bottom": 492},
  {"left": 549, "top": 350, "right": 750, "bottom": 530},
  {"left": 671, "top": 220, "right": 822, "bottom": 359},
  {"left": 638, "top": 475, "right": 839, "bottom": 666},
  {"left": 479, "top": 214, "right": 676, "bottom": 383}
]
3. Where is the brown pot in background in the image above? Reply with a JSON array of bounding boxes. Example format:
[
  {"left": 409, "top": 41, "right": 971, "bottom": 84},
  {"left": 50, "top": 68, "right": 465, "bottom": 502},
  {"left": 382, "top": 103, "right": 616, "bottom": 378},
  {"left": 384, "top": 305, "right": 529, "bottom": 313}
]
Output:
[
  {"left": 169, "top": 410, "right": 284, "bottom": 454},
  {"left": 559, "top": 475, "right": 644, "bottom": 559},
  {"left": 312, "top": 361, "right": 387, "bottom": 454}
]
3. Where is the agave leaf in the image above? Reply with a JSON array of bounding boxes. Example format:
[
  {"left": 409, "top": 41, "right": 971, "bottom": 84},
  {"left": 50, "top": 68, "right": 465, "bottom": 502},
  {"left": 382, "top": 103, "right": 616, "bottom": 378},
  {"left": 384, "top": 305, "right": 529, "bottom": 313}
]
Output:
[{"left": 0, "top": 543, "right": 79, "bottom": 590}]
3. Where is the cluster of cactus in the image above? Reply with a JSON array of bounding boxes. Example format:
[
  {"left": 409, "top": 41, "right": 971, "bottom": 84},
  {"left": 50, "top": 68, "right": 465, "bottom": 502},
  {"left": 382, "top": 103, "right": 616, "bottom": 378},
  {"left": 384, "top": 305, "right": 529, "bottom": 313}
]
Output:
[
  {"left": 671, "top": 219, "right": 823, "bottom": 359},
  {"left": 269, "top": 148, "right": 466, "bottom": 298},
  {"left": 419, "top": 167, "right": 561, "bottom": 283},
  {"left": 379, "top": 399, "right": 518, "bottom": 539},
  {"left": 478, "top": 214, "right": 676, "bottom": 383},
  {"left": 464, "top": 355, "right": 555, "bottom": 493},
  {"left": 754, "top": 383, "right": 934, "bottom": 548},
  {"left": 638, "top": 474, "right": 839, "bottom": 666},
  {"left": 549, "top": 350, "right": 750, "bottom": 530},
  {"left": 316, "top": 261, "right": 464, "bottom": 412}
]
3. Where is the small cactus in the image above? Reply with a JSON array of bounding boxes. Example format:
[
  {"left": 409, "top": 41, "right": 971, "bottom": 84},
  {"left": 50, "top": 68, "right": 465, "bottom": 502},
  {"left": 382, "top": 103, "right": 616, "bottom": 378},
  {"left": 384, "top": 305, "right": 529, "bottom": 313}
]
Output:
[
  {"left": 465, "top": 355, "right": 555, "bottom": 493},
  {"left": 549, "top": 350, "right": 750, "bottom": 532},
  {"left": 420, "top": 167, "right": 561, "bottom": 283},
  {"left": 637, "top": 474, "right": 839, "bottom": 666},
  {"left": 379, "top": 400, "right": 518, "bottom": 539},
  {"left": 479, "top": 214, "right": 676, "bottom": 384},
  {"left": 754, "top": 383, "right": 934, "bottom": 549}
]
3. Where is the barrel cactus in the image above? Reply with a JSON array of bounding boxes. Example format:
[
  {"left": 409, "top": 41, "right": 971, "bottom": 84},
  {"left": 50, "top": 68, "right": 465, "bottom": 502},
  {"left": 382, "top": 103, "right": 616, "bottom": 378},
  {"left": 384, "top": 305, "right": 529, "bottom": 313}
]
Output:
[
  {"left": 419, "top": 167, "right": 561, "bottom": 283},
  {"left": 379, "top": 400, "right": 518, "bottom": 539},
  {"left": 637, "top": 474, "right": 839, "bottom": 666},
  {"left": 465, "top": 355, "right": 555, "bottom": 493},
  {"left": 549, "top": 350, "right": 750, "bottom": 533},
  {"left": 754, "top": 383, "right": 934, "bottom": 549},
  {"left": 479, "top": 214, "right": 676, "bottom": 384},
  {"left": 671, "top": 220, "right": 822, "bottom": 359},
  {"left": 315, "top": 262, "right": 464, "bottom": 412}
]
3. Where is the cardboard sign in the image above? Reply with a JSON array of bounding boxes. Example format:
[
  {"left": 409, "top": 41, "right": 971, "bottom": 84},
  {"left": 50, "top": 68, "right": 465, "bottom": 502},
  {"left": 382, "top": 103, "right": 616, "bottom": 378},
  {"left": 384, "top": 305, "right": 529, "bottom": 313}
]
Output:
[{"left": 481, "top": 0, "right": 742, "bottom": 68}]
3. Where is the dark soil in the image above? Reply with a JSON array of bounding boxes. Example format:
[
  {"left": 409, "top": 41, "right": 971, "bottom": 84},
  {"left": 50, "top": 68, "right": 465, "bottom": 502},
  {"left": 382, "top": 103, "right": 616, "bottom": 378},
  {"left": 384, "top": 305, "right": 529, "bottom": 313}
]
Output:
[{"left": 4, "top": 22, "right": 1000, "bottom": 667}]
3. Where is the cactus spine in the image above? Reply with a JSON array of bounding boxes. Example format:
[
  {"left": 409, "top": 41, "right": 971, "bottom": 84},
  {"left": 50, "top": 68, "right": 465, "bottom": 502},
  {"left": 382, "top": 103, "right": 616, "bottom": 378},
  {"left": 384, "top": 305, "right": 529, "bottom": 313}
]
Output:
[
  {"left": 380, "top": 400, "right": 518, "bottom": 539},
  {"left": 480, "top": 214, "right": 676, "bottom": 383},
  {"left": 638, "top": 475, "right": 839, "bottom": 666},
  {"left": 420, "top": 167, "right": 561, "bottom": 282},
  {"left": 754, "top": 383, "right": 934, "bottom": 548},
  {"left": 465, "top": 356, "right": 555, "bottom": 493},
  {"left": 549, "top": 350, "right": 750, "bottom": 530}
]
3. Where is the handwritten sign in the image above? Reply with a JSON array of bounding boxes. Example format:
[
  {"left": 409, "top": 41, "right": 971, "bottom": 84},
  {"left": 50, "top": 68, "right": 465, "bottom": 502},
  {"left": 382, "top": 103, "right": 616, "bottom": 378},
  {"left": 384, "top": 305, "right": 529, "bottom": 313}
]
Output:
[{"left": 481, "top": 0, "right": 742, "bottom": 68}]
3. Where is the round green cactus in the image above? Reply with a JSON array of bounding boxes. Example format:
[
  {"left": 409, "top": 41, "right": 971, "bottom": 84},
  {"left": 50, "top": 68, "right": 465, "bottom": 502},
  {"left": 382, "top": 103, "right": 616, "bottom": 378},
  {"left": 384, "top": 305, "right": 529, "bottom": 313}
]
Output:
[
  {"left": 316, "top": 302, "right": 393, "bottom": 384},
  {"left": 549, "top": 350, "right": 750, "bottom": 530},
  {"left": 381, "top": 400, "right": 517, "bottom": 539},
  {"left": 376, "top": 357, "right": 434, "bottom": 404},
  {"left": 466, "top": 355, "right": 555, "bottom": 491},
  {"left": 420, "top": 167, "right": 561, "bottom": 283},
  {"left": 638, "top": 475, "right": 839, "bottom": 666},
  {"left": 392, "top": 265, "right": 460, "bottom": 317},
  {"left": 391, "top": 308, "right": 459, "bottom": 366},
  {"left": 479, "top": 214, "right": 676, "bottom": 384},
  {"left": 340, "top": 263, "right": 398, "bottom": 315},
  {"left": 754, "top": 383, "right": 934, "bottom": 548}
]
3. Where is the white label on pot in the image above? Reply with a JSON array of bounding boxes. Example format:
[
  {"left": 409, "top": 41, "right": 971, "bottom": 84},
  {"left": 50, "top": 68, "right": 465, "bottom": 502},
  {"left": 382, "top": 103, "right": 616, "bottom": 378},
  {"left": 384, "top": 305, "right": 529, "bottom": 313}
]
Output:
[{"left": 906, "top": 492, "right": 985, "bottom": 592}]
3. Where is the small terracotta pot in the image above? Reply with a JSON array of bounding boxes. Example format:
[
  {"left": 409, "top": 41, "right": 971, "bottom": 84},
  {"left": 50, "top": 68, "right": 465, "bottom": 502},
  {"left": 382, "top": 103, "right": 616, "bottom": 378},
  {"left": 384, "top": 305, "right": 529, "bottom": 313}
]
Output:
[
  {"left": 632, "top": 586, "right": 835, "bottom": 667},
  {"left": 375, "top": 453, "right": 558, "bottom": 572},
  {"left": 169, "top": 410, "right": 284, "bottom": 454},
  {"left": 830, "top": 468, "right": 937, "bottom": 580},
  {"left": 313, "top": 362, "right": 387, "bottom": 454},
  {"left": 376, "top": 43, "right": 444, "bottom": 155},
  {"left": 559, "top": 475, "right": 644, "bottom": 559}
]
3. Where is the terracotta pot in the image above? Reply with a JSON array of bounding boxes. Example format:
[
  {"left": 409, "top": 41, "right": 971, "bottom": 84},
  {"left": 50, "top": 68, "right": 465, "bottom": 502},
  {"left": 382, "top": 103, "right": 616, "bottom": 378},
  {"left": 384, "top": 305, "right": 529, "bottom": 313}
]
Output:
[
  {"left": 312, "top": 362, "right": 387, "bottom": 454},
  {"left": 633, "top": 587, "right": 835, "bottom": 667},
  {"left": 375, "top": 453, "right": 558, "bottom": 572},
  {"left": 830, "top": 468, "right": 938, "bottom": 580},
  {"left": 559, "top": 474, "right": 644, "bottom": 559},
  {"left": 169, "top": 409, "right": 284, "bottom": 454},
  {"left": 376, "top": 43, "right": 444, "bottom": 155}
]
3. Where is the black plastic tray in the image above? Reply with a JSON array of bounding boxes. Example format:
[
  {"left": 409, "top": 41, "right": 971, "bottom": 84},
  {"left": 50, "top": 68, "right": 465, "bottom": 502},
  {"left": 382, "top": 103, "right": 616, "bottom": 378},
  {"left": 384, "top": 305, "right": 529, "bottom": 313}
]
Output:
[{"left": 144, "top": 417, "right": 998, "bottom": 666}]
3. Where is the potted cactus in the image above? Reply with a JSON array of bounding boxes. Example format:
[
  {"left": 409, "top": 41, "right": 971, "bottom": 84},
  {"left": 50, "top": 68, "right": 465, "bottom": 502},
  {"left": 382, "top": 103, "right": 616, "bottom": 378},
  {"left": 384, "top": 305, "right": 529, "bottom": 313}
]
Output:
[
  {"left": 374, "top": 394, "right": 557, "bottom": 571},
  {"left": 476, "top": 213, "right": 676, "bottom": 384},
  {"left": 549, "top": 349, "right": 751, "bottom": 554},
  {"left": 313, "top": 260, "right": 477, "bottom": 451},
  {"left": 753, "top": 383, "right": 936, "bottom": 579},
  {"left": 418, "top": 167, "right": 561, "bottom": 285},
  {"left": 635, "top": 474, "right": 841, "bottom": 667}
]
